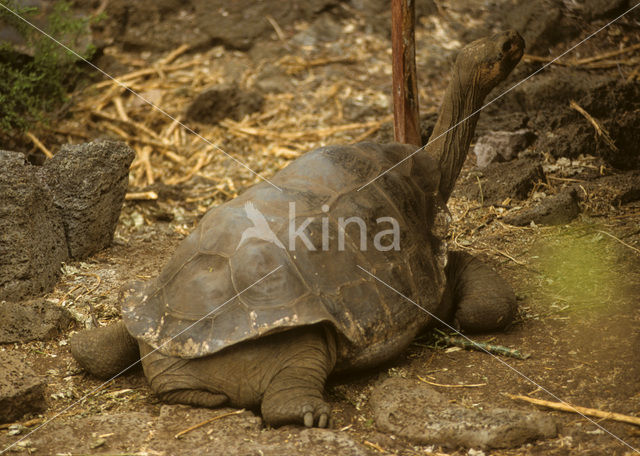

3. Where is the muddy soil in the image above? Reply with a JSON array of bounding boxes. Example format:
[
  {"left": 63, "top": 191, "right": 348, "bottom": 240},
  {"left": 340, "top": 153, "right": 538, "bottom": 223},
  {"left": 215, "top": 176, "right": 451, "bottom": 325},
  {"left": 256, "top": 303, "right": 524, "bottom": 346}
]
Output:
[{"left": 1, "top": 1, "right": 640, "bottom": 455}]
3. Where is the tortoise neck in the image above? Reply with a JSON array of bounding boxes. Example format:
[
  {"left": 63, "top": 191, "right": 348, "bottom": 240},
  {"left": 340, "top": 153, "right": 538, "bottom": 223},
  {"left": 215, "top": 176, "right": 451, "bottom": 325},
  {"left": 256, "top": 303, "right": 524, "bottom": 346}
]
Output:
[{"left": 423, "top": 68, "right": 485, "bottom": 201}]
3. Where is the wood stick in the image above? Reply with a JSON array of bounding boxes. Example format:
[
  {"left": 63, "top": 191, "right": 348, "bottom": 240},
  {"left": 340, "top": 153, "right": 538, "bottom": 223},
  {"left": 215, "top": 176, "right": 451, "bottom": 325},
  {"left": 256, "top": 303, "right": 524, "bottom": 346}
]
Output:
[
  {"left": 363, "top": 440, "right": 388, "bottom": 453},
  {"left": 221, "top": 117, "right": 391, "bottom": 141},
  {"left": 137, "top": 145, "right": 154, "bottom": 186},
  {"left": 113, "top": 96, "right": 130, "bottom": 122},
  {"left": 575, "top": 42, "right": 640, "bottom": 65},
  {"left": 506, "top": 394, "right": 640, "bottom": 427},
  {"left": 524, "top": 43, "right": 640, "bottom": 66},
  {"left": 125, "top": 191, "right": 158, "bottom": 201},
  {"left": 265, "top": 15, "right": 286, "bottom": 41},
  {"left": 101, "top": 122, "right": 185, "bottom": 164},
  {"left": 92, "top": 110, "right": 163, "bottom": 141},
  {"left": 596, "top": 229, "right": 640, "bottom": 255},
  {"left": 570, "top": 100, "right": 618, "bottom": 152},
  {"left": 91, "top": 60, "right": 198, "bottom": 89},
  {"left": 418, "top": 376, "right": 486, "bottom": 388},
  {"left": 391, "top": 0, "right": 421, "bottom": 146},
  {"left": 25, "top": 131, "right": 53, "bottom": 158},
  {"left": 434, "top": 329, "right": 530, "bottom": 359},
  {"left": 174, "top": 409, "right": 245, "bottom": 439},
  {"left": 160, "top": 43, "right": 191, "bottom": 65}
]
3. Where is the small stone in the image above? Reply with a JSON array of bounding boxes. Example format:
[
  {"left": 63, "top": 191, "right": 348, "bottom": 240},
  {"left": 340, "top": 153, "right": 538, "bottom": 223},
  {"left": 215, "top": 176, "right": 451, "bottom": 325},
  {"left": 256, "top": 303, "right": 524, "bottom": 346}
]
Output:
[
  {"left": 0, "top": 353, "right": 47, "bottom": 424},
  {"left": 0, "top": 299, "right": 72, "bottom": 343},
  {"left": 474, "top": 129, "right": 536, "bottom": 168},
  {"left": 370, "top": 377, "right": 556, "bottom": 449}
]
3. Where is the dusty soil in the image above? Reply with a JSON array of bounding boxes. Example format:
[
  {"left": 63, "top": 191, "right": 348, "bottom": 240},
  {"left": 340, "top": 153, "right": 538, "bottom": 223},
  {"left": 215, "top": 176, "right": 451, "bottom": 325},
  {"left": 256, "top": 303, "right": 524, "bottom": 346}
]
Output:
[{"left": 1, "top": 0, "right": 640, "bottom": 455}]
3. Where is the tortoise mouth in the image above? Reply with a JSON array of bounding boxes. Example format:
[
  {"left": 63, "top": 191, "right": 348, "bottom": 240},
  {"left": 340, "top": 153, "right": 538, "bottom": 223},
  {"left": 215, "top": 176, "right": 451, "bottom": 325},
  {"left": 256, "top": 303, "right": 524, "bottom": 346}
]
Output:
[{"left": 499, "top": 30, "right": 525, "bottom": 65}]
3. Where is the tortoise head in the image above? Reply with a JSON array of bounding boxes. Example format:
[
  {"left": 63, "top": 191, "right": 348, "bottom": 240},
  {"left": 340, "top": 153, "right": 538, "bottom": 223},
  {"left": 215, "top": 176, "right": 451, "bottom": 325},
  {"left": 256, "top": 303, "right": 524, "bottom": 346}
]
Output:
[{"left": 454, "top": 30, "right": 524, "bottom": 97}]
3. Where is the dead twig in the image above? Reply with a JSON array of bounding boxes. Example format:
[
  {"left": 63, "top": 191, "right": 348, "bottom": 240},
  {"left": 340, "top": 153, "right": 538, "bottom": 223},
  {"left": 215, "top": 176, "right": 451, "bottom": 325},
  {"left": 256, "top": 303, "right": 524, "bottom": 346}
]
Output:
[
  {"left": 574, "top": 42, "right": 640, "bottom": 65},
  {"left": 0, "top": 417, "right": 45, "bottom": 430},
  {"left": 279, "top": 55, "right": 358, "bottom": 75},
  {"left": 434, "top": 330, "right": 531, "bottom": 360},
  {"left": 125, "top": 191, "right": 159, "bottom": 201},
  {"left": 92, "top": 110, "right": 163, "bottom": 142},
  {"left": 160, "top": 43, "right": 191, "bottom": 66},
  {"left": 418, "top": 376, "right": 486, "bottom": 388},
  {"left": 137, "top": 145, "right": 155, "bottom": 186},
  {"left": 25, "top": 131, "right": 53, "bottom": 158},
  {"left": 524, "top": 43, "right": 640, "bottom": 67},
  {"left": 101, "top": 121, "right": 185, "bottom": 164},
  {"left": 363, "top": 440, "right": 388, "bottom": 453},
  {"left": 91, "top": 60, "right": 198, "bottom": 89},
  {"left": 506, "top": 394, "right": 640, "bottom": 427},
  {"left": 222, "top": 116, "right": 392, "bottom": 141},
  {"left": 569, "top": 100, "right": 618, "bottom": 152},
  {"left": 596, "top": 229, "right": 640, "bottom": 255},
  {"left": 174, "top": 409, "right": 245, "bottom": 439},
  {"left": 265, "top": 15, "right": 286, "bottom": 41}
]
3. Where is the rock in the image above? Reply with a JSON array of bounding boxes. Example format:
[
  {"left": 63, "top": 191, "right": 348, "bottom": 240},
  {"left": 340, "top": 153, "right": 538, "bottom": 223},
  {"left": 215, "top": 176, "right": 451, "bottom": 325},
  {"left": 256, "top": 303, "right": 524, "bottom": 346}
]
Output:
[
  {"left": 0, "top": 353, "right": 47, "bottom": 424},
  {"left": 455, "top": 158, "right": 545, "bottom": 206},
  {"left": 370, "top": 378, "right": 557, "bottom": 450},
  {"left": 185, "top": 84, "right": 265, "bottom": 125},
  {"left": 474, "top": 129, "right": 536, "bottom": 168},
  {"left": 0, "top": 300, "right": 72, "bottom": 343},
  {"left": 0, "top": 151, "right": 68, "bottom": 301},
  {"left": 515, "top": 73, "right": 640, "bottom": 169},
  {"left": 503, "top": 188, "right": 580, "bottom": 226},
  {"left": 42, "top": 141, "right": 135, "bottom": 259},
  {"left": 599, "top": 171, "right": 640, "bottom": 204}
]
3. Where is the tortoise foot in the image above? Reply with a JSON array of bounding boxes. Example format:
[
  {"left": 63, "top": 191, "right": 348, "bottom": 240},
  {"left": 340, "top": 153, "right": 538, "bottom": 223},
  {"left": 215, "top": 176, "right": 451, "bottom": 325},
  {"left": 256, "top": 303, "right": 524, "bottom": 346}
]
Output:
[{"left": 262, "top": 392, "right": 331, "bottom": 428}]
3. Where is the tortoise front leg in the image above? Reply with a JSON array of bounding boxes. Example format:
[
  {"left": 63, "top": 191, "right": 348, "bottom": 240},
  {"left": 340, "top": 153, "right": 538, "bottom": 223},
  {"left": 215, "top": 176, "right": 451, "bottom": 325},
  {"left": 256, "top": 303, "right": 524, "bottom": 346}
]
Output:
[
  {"left": 260, "top": 325, "right": 337, "bottom": 428},
  {"left": 446, "top": 251, "right": 517, "bottom": 332}
]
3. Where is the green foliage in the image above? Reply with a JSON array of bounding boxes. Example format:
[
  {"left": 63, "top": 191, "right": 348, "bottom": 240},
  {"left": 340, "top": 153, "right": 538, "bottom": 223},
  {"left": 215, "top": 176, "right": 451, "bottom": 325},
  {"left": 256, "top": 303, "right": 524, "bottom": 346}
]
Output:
[{"left": 0, "top": 0, "right": 97, "bottom": 133}]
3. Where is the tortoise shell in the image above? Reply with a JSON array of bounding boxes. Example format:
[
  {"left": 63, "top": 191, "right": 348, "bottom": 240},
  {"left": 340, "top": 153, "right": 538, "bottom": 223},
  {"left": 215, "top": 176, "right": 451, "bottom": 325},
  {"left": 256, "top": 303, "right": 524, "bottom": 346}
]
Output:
[{"left": 121, "top": 142, "right": 450, "bottom": 368}]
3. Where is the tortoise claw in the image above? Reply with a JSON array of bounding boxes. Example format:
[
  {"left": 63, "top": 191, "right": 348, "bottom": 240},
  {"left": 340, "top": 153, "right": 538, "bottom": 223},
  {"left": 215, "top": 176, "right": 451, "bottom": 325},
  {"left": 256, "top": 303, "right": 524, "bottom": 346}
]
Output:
[{"left": 304, "top": 411, "right": 314, "bottom": 427}]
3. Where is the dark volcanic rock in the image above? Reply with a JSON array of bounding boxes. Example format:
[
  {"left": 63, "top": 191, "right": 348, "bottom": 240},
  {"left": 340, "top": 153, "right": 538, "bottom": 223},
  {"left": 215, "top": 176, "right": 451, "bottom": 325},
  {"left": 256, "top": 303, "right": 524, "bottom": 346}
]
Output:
[
  {"left": 455, "top": 158, "right": 545, "bottom": 206},
  {"left": 0, "top": 353, "right": 46, "bottom": 424},
  {"left": 42, "top": 141, "right": 135, "bottom": 259},
  {"left": 503, "top": 188, "right": 580, "bottom": 226},
  {"left": 0, "top": 300, "right": 72, "bottom": 344},
  {"left": 186, "top": 84, "right": 265, "bottom": 125},
  {"left": 514, "top": 71, "right": 640, "bottom": 170},
  {"left": 370, "top": 377, "right": 557, "bottom": 449},
  {"left": 474, "top": 129, "right": 536, "bottom": 168},
  {"left": 0, "top": 151, "right": 68, "bottom": 301}
]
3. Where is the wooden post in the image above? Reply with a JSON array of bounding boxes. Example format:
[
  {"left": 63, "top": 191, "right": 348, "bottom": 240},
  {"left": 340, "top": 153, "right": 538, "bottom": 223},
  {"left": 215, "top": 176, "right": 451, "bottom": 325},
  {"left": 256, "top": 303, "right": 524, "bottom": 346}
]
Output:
[{"left": 391, "top": 0, "right": 421, "bottom": 146}]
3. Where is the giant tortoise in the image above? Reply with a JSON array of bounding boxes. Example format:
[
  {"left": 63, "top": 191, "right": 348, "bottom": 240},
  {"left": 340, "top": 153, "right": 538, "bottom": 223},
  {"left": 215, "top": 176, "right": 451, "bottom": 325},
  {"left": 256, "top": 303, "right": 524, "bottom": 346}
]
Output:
[{"left": 71, "top": 30, "right": 525, "bottom": 428}]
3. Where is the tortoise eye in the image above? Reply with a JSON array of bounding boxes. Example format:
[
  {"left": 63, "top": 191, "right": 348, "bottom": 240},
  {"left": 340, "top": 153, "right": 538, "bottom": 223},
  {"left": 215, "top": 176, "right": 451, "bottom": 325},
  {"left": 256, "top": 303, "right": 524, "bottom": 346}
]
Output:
[{"left": 502, "top": 40, "right": 511, "bottom": 53}]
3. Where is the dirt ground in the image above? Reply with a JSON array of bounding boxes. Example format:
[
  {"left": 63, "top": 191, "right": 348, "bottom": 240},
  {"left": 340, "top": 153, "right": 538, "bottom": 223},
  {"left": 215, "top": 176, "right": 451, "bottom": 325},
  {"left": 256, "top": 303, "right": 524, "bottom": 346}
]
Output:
[{"left": 1, "top": 0, "right": 640, "bottom": 455}]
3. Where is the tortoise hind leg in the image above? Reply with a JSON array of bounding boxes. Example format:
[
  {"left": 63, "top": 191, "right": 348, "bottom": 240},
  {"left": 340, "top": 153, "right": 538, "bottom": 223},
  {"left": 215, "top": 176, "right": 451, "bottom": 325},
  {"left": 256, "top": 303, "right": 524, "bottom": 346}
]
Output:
[
  {"left": 446, "top": 251, "right": 517, "bottom": 332},
  {"left": 261, "top": 325, "right": 337, "bottom": 428},
  {"left": 70, "top": 320, "right": 140, "bottom": 379},
  {"left": 160, "top": 389, "right": 228, "bottom": 408}
]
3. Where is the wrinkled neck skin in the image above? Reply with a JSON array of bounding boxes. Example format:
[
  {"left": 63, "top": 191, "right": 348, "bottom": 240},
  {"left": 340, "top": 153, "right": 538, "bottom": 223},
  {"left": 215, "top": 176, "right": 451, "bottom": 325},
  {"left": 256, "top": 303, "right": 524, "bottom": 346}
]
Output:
[{"left": 420, "top": 67, "right": 487, "bottom": 202}]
